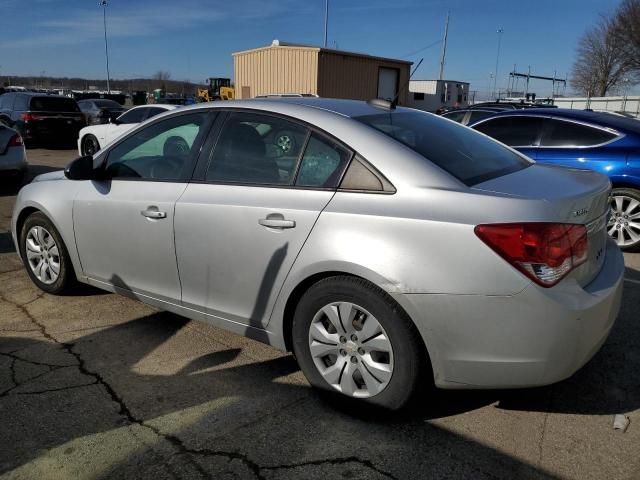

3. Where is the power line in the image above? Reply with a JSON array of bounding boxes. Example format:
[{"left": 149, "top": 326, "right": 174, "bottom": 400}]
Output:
[{"left": 400, "top": 39, "right": 442, "bottom": 59}]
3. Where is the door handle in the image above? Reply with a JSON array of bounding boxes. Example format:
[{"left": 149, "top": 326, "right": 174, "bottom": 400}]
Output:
[
  {"left": 141, "top": 207, "right": 167, "bottom": 219},
  {"left": 259, "top": 214, "right": 296, "bottom": 229}
]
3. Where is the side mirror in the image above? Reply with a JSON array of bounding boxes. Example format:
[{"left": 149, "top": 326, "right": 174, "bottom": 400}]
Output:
[{"left": 64, "top": 155, "right": 100, "bottom": 180}]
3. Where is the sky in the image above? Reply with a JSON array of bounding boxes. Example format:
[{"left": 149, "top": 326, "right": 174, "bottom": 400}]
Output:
[{"left": 0, "top": 0, "right": 624, "bottom": 97}]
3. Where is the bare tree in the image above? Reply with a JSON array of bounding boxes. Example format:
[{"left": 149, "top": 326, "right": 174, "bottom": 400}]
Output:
[
  {"left": 152, "top": 70, "right": 172, "bottom": 81},
  {"left": 571, "top": 16, "right": 635, "bottom": 96},
  {"left": 613, "top": 0, "right": 640, "bottom": 71}
]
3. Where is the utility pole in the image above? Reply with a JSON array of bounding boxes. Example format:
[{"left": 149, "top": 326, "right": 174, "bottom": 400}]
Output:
[
  {"left": 100, "top": 1, "right": 111, "bottom": 94},
  {"left": 493, "top": 28, "right": 504, "bottom": 100},
  {"left": 438, "top": 11, "right": 450, "bottom": 81},
  {"left": 488, "top": 72, "right": 494, "bottom": 101},
  {"left": 324, "top": 0, "right": 329, "bottom": 48}
]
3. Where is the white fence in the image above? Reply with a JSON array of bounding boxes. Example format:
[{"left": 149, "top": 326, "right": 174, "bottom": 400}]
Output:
[{"left": 552, "top": 96, "right": 640, "bottom": 116}]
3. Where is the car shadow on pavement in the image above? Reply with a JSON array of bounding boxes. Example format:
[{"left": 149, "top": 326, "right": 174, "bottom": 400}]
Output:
[
  {"left": 0, "top": 313, "right": 558, "bottom": 479},
  {"left": 0, "top": 232, "right": 14, "bottom": 254},
  {"left": 1, "top": 264, "right": 637, "bottom": 478}
]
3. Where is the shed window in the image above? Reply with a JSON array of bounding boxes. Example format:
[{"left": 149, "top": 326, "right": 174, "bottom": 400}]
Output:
[{"left": 413, "top": 92, "right": 425, "bottom": 101}]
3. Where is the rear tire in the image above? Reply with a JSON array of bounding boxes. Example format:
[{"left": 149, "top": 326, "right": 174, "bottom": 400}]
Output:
[
  {"left": 292, "top": 276, "right": 426, "bottom": 410},
  {"left": 81, "top": 134, "right": 100, "bottom": 156},
  {"left": 19, "top": 212, "right": 77, "bottom": 295},
  {"left": 609, "top": 188, "right": 640, "bottom": 252}
]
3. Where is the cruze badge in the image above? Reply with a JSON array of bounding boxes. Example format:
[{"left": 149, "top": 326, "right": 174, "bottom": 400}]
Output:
[{"left": 573, "top": 208, "right": 589, "bottom": 217}]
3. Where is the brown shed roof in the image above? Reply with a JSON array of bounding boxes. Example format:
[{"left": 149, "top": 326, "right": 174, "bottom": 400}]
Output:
[{"left": 233, "top": 41, "right": 413, "bottom": 65}]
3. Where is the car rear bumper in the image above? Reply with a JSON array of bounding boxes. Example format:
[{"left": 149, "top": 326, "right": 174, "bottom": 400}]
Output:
[
  {"left": 401, "top": 237, "right": 624, "bottom": 389},
  {"left": 0, "top": 146, "right": 28, "bottom": 174}
]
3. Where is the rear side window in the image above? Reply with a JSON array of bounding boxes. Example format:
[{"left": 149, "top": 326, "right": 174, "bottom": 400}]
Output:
[
  {"left": 295, "top": 133, "right": 351, "bottom": 187},
  {"left": 355, "top": 111, "right": 531, "bottom": 186},
  {"left": 473, "top": 116, "right": 544, "bottom": 146},
  {"left": 29, "top": 97, "right": 80, "bottom": 112},
  {"left": 13, "top": 95, "right": 29, "bottom": 111},
  {"left": 540, "top": 119, "right": 617, "bottom": 147},
  {"left": 0, "top": 94, "right": 15, "bottom": 110}
]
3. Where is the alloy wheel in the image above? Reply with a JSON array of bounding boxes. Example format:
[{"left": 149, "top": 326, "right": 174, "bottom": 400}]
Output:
[
  {"left": 608, "top": 195, "right": 640, "bottom": 247},
  {"left": 25, "top": 226, "right": 60, "bottom": 284},
  {"left": 83, "top": 136, "right": 99, "bottom": 156},
  {"left": 276, "top": 134, "right": 294, "bottom": 153},
  {"left": 308, "top": 301, "right": 394, "bottom": 398}
]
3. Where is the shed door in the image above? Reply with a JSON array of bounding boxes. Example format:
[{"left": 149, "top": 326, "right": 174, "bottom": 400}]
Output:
[
  {"left": 241, "top": 86, "right": 251, "bottom": 99},
  {"left": 378, "top": 67, "right": 399, "bottom": 101}
]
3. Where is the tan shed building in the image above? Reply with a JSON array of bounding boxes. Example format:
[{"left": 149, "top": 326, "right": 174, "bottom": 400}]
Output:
[{"left": 233, "top": 41, "right": 412, "bottom": 105}]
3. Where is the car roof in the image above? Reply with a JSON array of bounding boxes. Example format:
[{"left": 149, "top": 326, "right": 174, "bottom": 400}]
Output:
[
  {"left": 480, "top": 108, "right": 640, "bottom": 134},
  {"left": 184, "top": 97, "right": 415, "bottom": 118},
  {"left": 15, "top": 92, "right": 73, "bottom": 99}
]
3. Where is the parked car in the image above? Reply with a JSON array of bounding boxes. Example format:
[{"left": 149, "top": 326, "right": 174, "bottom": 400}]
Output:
[
  {"left": 0, "top": 93, "right": 85, "bottom": 147},
  {"left": 77, "top": 104, "right": 178, "bottom": 156},
  {"left": 441, "top": 108, "right": 508, "bottom": 126},
  {"left": 0, "top": 125, "right": 27, "bottom": 182},
  {"left": 469, "top": 102, "right": 557, "bottom": 110},
  {"left": 13, "top": 98, "right": 623, "bottom": 410},
  {"left": 255, "top": 93, "right": 320, "bottom": 98},
  {"left": 77, "top": 99, "right": 126, "bottom": 125},
  {"left": 469, "top": 108, "right": 640, "bottom": 250}
]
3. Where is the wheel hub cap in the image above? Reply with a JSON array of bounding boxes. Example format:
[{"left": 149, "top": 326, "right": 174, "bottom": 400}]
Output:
[
  {"left": 608, "top": 195, "right": 640, "bottom": 247},
  {"left": 308, "top": 302, "right": 394, "bottom": 398},
  {"left": 25, "top": 226, "right": 60, "bottom": 284}
]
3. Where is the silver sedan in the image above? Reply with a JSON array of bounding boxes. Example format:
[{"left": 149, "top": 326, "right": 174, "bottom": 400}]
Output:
[
  {"left": 11, "top": 98, "right": 624, "bottom": 409},
  {"left": 0, "top": 125, "right": 27, "bottom": 182}
]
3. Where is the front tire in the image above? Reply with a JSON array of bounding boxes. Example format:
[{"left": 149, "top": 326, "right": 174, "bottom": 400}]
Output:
[
  {"left": 292, "top": 276, "right": 426, "bottom": 410},
  {"left": 19, "top": 212, "right": 76, "bottom": 294},
  {"left": 609, "top": 188, "right": 640, "bottom": 252},
  {"left": 81, "top": 134, "right": 100, "bottom": 156}
]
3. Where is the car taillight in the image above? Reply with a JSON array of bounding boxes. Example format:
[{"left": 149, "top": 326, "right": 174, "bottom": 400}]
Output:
[
  {"left": 20, "top": 112, "right": 33, "bottom": 122},
  {"left": 475, "top": 223, "right": 588, "bottom": 287},
  {"left": 8, "top": 134, "right": 23, "bottom": 147}
]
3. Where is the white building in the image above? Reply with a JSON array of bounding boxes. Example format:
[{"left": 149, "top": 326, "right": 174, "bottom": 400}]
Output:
[{"left": 408, "top": 80, "right": 470, "bottom": 112}]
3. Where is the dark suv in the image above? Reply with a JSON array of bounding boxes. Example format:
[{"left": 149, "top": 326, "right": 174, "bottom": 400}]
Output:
[{"left": 0, "top": 93, "right": 86, "bottom": 146}]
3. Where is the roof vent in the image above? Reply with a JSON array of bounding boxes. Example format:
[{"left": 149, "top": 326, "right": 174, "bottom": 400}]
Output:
[{"left": 272, "top": 39, "right": 280, "bottom": 46}]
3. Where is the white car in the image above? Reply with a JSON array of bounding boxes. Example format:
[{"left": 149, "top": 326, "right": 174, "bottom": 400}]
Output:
[{"left": 77, "top": 104, "right": 178, "bottom": 156}]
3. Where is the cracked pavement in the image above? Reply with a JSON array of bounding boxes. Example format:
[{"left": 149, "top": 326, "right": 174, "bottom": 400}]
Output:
[{"left": 0, "top": 150, "right": 639, "bottom": 479}]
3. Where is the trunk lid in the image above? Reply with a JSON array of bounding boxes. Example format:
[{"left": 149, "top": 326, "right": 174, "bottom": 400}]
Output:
[{"left": 473, "top": 164, "right": 611, "bottom": 287}]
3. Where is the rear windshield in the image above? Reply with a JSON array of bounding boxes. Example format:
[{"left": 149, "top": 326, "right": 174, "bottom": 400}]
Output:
[
  {"left": 355, "top": 111, "right": 532, "bottom": 185},
  {"left": 29, "top": 97, "right": 80, "bottom": 112},
  {"left": 93, "top": 99, "right": 122, "bottom": 108}
]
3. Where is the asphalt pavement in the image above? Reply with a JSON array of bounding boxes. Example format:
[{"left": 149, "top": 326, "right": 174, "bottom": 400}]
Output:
[{"left": 0, "top": 149, "right": 638, "bottom": 480}]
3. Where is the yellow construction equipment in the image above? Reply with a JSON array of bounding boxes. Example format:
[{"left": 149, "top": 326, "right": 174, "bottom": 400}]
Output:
[{"left": 197, "top": 78, "right": 234, "bottom": 102}]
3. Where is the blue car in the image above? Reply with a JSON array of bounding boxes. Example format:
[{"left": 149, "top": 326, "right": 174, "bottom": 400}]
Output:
[{"left": 470, "top": 108, "right": 640, "bottom": 251}]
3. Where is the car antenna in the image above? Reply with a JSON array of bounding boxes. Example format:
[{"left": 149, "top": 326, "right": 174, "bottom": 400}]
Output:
[{"left": 391, "top": 57, "right": 424, "bottom": 109}]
